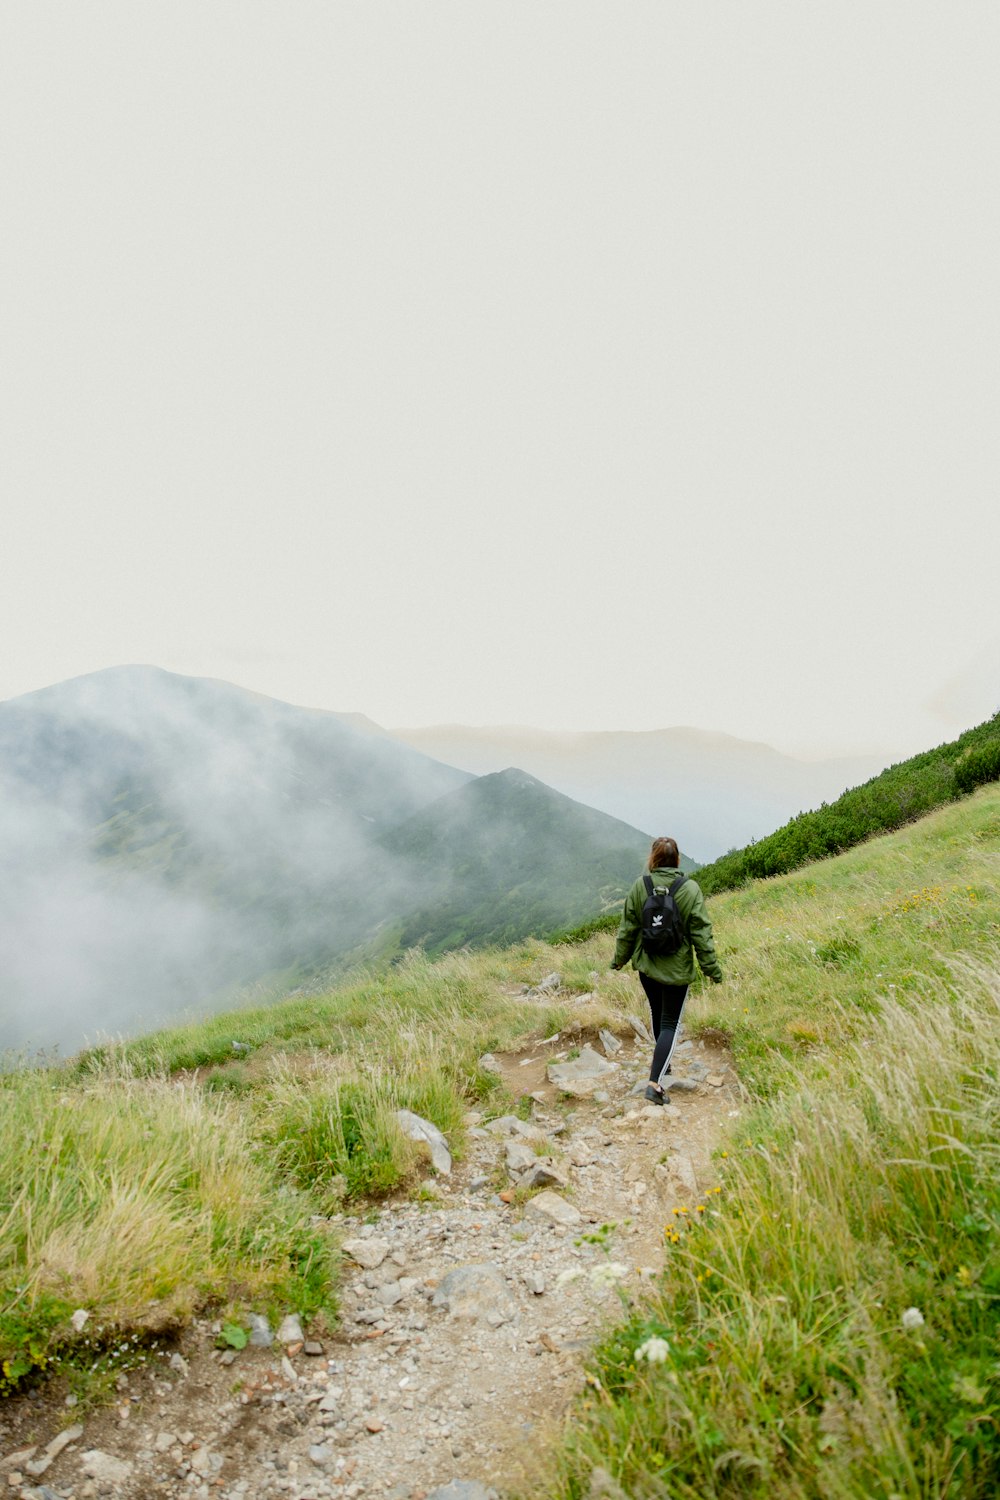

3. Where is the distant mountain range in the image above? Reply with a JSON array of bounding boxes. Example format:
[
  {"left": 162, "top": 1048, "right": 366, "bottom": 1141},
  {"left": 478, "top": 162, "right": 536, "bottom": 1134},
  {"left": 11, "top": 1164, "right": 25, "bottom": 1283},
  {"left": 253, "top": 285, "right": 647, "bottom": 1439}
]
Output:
[
  {"left": 0, "top": 668, "right": 650, "bottom": 1053},
  {"left": 391, "top": 725, "right": 883, "bottom": 861}
]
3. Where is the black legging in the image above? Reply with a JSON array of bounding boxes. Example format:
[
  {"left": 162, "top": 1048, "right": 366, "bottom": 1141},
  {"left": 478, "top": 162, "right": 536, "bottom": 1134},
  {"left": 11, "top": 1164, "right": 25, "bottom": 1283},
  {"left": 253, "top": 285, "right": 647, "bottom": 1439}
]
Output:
[{"left": 639, "top": 973, "right": 689, "bottom": 1084}]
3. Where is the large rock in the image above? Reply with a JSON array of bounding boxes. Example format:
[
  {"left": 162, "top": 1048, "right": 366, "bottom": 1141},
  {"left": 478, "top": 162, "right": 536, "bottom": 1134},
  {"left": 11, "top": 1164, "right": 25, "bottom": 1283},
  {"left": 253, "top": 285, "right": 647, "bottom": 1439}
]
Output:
[
  {"left": 548, "top": 1046, "right": 619, "bottom": 1098},
  {"left": 432, "top": 1263, "right": 515, "bottom": 1325},
  {"left": 397, "top": 1109, "right": 452, "bottom": 1174},
  {"left": 523, "top": 1190, "right": 582, "bottom": 1227}
]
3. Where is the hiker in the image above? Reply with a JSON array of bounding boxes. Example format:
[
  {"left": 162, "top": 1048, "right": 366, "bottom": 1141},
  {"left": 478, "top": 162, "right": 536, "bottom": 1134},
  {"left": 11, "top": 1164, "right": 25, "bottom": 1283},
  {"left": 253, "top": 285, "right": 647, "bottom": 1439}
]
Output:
[{"left": 610, "top": 836, "right": 723, "bottom": 1104}]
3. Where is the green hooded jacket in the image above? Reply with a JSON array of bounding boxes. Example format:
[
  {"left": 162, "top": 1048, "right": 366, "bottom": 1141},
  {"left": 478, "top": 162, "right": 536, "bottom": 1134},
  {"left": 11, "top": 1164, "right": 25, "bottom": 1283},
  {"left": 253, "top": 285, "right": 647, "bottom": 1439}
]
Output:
[{"left": 611, "top": 867, "right": 723, "bottom": 985}]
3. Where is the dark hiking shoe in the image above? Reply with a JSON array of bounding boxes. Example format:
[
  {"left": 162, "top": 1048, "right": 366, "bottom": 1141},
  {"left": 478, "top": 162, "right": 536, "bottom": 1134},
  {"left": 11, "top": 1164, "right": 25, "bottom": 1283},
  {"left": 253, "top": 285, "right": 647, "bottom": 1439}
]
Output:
[{"left": 644, "top": 1085, "right": 665, "bottom": 1106}]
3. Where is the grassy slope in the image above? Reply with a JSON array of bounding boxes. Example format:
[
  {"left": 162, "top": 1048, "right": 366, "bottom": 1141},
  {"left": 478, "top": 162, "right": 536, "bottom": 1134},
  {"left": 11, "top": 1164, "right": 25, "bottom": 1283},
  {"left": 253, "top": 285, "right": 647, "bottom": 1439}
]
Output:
[
  {"left": 534, "top": 783, "right": 1000, "bottom": 1499},
  {"left": 2, "top": 785, "right": 998, "bottom": 1493}
]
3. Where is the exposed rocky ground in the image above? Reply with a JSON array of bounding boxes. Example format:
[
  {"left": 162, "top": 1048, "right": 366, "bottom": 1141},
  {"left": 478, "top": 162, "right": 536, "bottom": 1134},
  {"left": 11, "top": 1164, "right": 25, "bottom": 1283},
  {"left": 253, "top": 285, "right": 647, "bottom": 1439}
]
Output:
[{"left": 1, "top": 1008, "right": 739, "bottom": 1500}]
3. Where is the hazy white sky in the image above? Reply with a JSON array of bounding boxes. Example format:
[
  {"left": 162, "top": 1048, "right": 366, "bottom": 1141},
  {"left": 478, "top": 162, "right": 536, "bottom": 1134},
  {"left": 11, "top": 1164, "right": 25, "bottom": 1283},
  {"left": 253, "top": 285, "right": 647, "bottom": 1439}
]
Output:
[{"left": 2, "top": 3, "right": 997, "bottom": 758}]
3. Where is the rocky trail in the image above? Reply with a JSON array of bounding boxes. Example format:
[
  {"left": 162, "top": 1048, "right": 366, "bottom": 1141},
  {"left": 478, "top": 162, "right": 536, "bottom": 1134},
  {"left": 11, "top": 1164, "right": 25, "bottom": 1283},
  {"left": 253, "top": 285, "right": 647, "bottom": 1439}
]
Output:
[{"left": 1, "top": 1006, "right": 740, "bottom": 1500}]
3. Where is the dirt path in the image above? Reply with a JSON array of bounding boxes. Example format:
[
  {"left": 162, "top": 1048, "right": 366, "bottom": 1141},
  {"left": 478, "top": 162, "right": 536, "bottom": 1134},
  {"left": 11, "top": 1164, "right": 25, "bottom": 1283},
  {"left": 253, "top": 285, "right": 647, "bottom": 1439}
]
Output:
[{"left": 0, "top": 1021, "right": 739, "bottom": 1500}]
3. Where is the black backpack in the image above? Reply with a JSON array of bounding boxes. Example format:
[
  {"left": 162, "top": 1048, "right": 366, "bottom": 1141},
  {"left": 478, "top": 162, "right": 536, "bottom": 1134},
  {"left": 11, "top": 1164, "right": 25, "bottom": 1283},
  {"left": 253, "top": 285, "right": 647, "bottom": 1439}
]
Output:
[{"left": 640, "top": 873, "right": 688, "bottom": 956}]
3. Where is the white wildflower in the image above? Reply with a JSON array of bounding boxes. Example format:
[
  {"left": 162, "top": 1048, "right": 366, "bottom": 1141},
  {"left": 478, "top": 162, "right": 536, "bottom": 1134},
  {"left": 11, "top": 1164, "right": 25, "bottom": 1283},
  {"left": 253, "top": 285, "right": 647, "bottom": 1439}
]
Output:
[
  {"left": 634, "top": 1335, "right": 670, "bottom": 1364},
  {"left": 901, "top": 1307, "right": 925, "bottom": 1331}
]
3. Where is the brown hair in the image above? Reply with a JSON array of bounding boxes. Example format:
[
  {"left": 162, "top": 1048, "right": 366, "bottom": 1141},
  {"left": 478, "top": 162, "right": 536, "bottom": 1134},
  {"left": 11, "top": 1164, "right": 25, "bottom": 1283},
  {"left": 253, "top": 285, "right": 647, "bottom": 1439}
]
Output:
[{"left": 648, "top": 836, "right": 680, "bottom": 870}]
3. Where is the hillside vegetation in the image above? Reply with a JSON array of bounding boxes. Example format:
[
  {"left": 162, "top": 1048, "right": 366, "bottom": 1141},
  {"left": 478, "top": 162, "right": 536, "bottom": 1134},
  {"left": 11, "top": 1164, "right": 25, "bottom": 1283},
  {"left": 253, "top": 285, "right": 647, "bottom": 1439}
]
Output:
[
  {"left": 2, "top": 784, "right": 998, "bottom": 1496},
  {"left": 697, "top": 710, "right": 1000, "bottom": 895},
  {"left": 558, "top": 711, "right": 1000, "bottom": 945},
  {"left": 535, "top": 782, "right": 1000, "bottom": 1499}
]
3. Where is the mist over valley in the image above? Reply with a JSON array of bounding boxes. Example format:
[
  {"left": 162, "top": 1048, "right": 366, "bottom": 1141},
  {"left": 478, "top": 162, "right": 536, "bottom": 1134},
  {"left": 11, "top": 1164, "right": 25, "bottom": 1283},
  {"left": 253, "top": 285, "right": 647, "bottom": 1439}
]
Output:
[
  {"left": 0, "top": 668, "right": 651, "bottom": 1055},
  {"left": 393, "top": 724, "right": 883, "bottom": 861}
]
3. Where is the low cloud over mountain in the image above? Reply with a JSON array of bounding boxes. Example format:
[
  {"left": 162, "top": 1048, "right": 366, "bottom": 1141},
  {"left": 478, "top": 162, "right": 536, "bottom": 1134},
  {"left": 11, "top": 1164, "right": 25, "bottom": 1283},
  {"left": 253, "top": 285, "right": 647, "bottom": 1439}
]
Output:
[{"left": 0, "top": 668, "right": 648, "bottom": 1054}]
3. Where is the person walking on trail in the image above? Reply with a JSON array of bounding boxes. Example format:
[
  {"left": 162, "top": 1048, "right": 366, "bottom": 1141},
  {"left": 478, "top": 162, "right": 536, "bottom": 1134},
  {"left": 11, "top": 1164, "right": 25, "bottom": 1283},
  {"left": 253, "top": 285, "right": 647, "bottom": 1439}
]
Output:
[{"left": 610, "top": 835, "right": 723, "bottom": 1105}]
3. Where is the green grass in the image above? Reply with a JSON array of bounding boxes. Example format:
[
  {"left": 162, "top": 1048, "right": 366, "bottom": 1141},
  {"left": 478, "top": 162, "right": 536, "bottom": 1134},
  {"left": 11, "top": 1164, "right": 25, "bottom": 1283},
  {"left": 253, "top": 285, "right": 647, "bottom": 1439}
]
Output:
[
  {"left": 0, "top": 1063, "right": 334, "bottom": 1393},
  {"left": 0, "top": 946, "right": 619, "bottom": 1392},
  {"left": 527, "top": 784, "right": 1000, "bottom": 1499},
  {"left": 4, "top": 781, "right": 998, "bottom": 1496}
]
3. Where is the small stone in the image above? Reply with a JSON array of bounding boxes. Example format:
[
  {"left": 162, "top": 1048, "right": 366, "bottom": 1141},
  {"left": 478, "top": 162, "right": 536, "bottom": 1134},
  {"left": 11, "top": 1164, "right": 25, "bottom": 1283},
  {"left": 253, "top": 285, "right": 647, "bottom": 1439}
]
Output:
[
  {"left": 342, "top": 1237, "right": 390, "bottom": 1270},
  {"left": 536, "top": 972, "right": 561, "bottom": 992},
  {"left": 168, "top": 1351, "right": 189, "bottom": 1376},
  {"left": 525, "top": 1273, "right": 545, "bottom": 1295},
  {"left": 505, "top": 1140, "right": 537, "bottom": 1176},
  {"left": 40, "top": 1424, "right": 84, "bottom": 1464},
  {"left": 397, "top": 1109, "right": 452, "bottom": 1175},
  {"left": 247, "top": 1313, "right": 273, "bottom": 1346},
  {"left": 365, "top": 1417, "right": 384, "bottom": 1433},
  {"left": 154, "top": 1432, "right": 177, "bottom": 1453},
  {"left": 432, "top": 1263, "right": 515, "bottom": 1324},
  {"left": 478, "top": 1053, "right": 502, "bottom": 1074},
  {"left": 706, "top": 1073, "right": 726, "bottom": 1088},
  {"left": 189, "top": 1445, "right": 214, "bottom": 1476},
  {"left": 658, "top": 1152, "right": 699, "bottom": 1198},
  {"left": 277, "top": 1314, "right": 304, "bottom": 1344},
  {"left": 304, "top": 1340, "right": 325, "bottom": 1356},
  {"left": 425, "top": 1483, "right": 497, "bottom": 1500},
  {"left": 518, "top": 1160, "right": 567, "bottom": 1191},
  {"left": 547, "top": 1047, "right": 619, "bottom": 1098},
  {"left": 309, "top": 1443, "right": 332, "bottom": 1466},
  {"left": 627, "top": 1014, "right": 654, "bottom": 1044},
  {"left": 523, "top": 1190, "right": 583, "bottom": 1227},
  {"left": 664, "top": 1077, "right": 698, "bottom": 1094},
  {"left": 0, "top": 1448, "right": 37, "bottom": 1472},
  {"left": 70, "top": 1309, "right": 90, "bottom": 1333},
  {"left": 81, "top": 1451, "right": 133, "bottom": 1486},
  {"left": 598, "top": 1029, "right": 622, "bottom": 1057}
]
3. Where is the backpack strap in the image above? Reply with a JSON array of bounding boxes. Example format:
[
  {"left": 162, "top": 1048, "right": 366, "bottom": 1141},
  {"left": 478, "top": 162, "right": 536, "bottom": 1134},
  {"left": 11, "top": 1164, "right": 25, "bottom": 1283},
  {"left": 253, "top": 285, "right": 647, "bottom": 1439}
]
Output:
[
  {"left": 669, "top": 874, "right": 687, "bottom": 897},
  {"left": 643, "top": 875, "right": 654, "bottom": 898}
]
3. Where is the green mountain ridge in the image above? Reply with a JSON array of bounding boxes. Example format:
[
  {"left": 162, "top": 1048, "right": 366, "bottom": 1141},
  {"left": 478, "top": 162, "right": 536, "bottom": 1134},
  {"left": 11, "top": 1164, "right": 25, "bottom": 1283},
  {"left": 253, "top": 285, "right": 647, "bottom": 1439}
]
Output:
[{"left": 389, "top": 767, "right": 653, "bottom": 953}]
